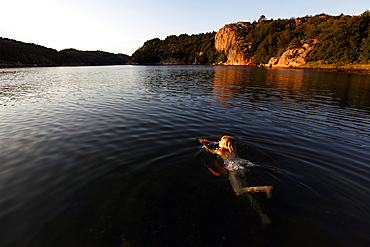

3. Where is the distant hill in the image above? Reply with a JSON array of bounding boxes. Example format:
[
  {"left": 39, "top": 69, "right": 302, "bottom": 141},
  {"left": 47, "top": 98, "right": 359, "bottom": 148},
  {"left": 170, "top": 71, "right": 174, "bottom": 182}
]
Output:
[
  {"left": 130, "top": 11, "right": 370, "bottom": 67},
  {"left": 0, "top": 38, "right": 130, "bottom": 67},
  {"left": 3, "top": 10, "right": 370, "bottom": 69},
  {"left": 129, "top": 32, "right": 226, "bottom": 65}
]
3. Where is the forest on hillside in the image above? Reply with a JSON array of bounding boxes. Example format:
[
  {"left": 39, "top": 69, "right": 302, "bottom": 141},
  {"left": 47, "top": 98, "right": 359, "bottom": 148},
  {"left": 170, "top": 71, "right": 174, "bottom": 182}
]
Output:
[
  {"left": 249, "top": 11, "right": 370, "bottom": 64},
  {"left": 129, "top": 32, "right": 226, "bottom": 64},
  {"left": 0, "top": 38, "right": 130, "bottom": 67},
  {"left": 130, "top": 11, "right": 370, "bottom": 65},
  {"left": 2, "top": 11, "right": 370, "bottom": 67}
]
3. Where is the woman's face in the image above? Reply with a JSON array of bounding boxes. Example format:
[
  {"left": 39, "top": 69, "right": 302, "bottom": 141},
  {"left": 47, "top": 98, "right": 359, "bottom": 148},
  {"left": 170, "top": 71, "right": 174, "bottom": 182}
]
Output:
[{"left": 219, "top": 138, "right": 227, "bottom": 148}]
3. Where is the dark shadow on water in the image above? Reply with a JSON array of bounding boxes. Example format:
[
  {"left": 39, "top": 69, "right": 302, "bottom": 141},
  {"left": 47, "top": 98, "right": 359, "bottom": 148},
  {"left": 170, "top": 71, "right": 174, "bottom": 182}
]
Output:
[
  {"left": 27, "top": 146, "right": 339, "bottom": 247},
  {"left": 105, "top": 143, "right": 338, "bottom": 247},
  {"left": 3, "top": 66, "right": 362, "bottom": 247}
]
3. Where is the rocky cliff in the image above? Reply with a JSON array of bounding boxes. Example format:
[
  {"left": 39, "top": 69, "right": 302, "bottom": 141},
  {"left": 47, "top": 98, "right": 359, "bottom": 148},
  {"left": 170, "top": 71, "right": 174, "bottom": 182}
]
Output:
[
  {"left": 214, "top": 22, "right": 256, "bottom": 65},
  {"left": 266, "top": 39, "right": 319, "bottom": 68},
  {"left": 214, "top": 21, "right": 319, "bottom": 67}
]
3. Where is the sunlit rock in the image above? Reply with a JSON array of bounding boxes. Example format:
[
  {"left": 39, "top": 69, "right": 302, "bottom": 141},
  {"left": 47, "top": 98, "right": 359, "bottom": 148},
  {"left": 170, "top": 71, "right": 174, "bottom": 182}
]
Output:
[
  {"left": 215, "top": 22, "right": 256, "bottom": 65},
  {"left": 267, "top": 39, "right": 319, "bottom": 68}
]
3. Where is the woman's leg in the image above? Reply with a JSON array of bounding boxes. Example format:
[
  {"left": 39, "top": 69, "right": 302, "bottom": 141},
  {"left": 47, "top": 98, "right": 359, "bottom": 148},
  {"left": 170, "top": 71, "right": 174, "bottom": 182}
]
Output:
[
  {"left": 228, "top": 171, "right": 273, "bottom": 198},
  {"left": 229, "top": 170, "right": 273, "bottom": 229},
  {"left": 242, "top": 186, "right": 274, "bottom": 198},
  {"left": 228, "top": 170, "right": 244, "bottom": 195},
  {"left": 243, "top": 193, "right": 271, "bottom": 229}
]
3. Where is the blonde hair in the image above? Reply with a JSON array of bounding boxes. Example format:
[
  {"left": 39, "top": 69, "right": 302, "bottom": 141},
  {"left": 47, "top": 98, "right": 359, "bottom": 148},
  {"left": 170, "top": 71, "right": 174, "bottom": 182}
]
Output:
[{"left": 221, "top": 136, "right": 235, "bottom": 152}]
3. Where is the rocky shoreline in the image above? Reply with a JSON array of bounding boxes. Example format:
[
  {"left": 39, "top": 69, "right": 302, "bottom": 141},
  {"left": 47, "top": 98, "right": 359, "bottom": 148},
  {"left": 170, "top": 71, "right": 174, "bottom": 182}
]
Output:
[
  {"left": 2, "top": 61, "right": 369, "bottom": 75},
  {"left": 211, "top": 19, "right": 370, "bottom": 75},
  {"left": 213, "top": 22, "right": 319, "bottom": 68},
  {"left": 290, "top": 66, "right": 370, "bottom": 74}
]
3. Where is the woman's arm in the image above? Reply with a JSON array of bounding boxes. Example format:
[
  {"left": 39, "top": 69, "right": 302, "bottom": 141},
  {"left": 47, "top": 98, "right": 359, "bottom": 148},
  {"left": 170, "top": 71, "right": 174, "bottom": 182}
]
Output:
[
  {"left": 202, "top": 144, "right": 215, "bottom": 154},
  {"left": 199, "top": 138, "right": 213, "bottom": 144},
  {"left": 202, "top": 144, "right": 226, "bottom": 156},
  {"left": 199, "top": 139, "right": 223, "bottom": 155}
]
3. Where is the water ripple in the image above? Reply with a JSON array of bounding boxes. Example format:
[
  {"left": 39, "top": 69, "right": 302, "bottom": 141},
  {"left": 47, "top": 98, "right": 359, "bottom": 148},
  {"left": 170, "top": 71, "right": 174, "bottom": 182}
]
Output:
[{"left": 1, "top": 66, "right": 370, "bottom": 247}]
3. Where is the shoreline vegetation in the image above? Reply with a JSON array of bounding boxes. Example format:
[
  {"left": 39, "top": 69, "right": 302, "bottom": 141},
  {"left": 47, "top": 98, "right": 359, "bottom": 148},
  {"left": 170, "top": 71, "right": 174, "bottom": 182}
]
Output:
[
  {"left": 2, "top": 57, "right": 370, "bottom": 75},
  {"left": 0, "top": 37, "right": 130, "bottom": 68},
  {"left": 1, "top": 11, "right": 370, "bottom": 74},
  {"left": 299, "top": 61, "right": 370, "bottom": 74}
]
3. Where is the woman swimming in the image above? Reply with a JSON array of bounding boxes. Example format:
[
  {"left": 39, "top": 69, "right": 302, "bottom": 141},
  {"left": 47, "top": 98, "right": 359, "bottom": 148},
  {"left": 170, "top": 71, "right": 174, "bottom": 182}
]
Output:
[
  {"left": 199, "top": 136, "right": 274, "bottom": 228},
  {"left": 199, "top": 136, "right": 273, "bottom": 198}
]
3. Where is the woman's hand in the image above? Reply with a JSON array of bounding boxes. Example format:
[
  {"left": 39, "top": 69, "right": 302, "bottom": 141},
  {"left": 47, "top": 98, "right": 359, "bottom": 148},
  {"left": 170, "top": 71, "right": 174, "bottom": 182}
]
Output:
[{"left": 203, "top": 145, "right": 216, "bottom": 154}]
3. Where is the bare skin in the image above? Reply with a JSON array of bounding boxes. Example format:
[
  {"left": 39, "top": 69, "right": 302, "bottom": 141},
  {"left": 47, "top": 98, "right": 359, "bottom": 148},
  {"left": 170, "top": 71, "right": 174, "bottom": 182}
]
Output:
[
  {"left": 199, "top": 138, "right": 273, "bottom": 198},
  {"left": 200, "top": 137, "right": 274, "bottom": 228},
  {"left": 200, "top": 138, "right": 236, "bottom": 160}
]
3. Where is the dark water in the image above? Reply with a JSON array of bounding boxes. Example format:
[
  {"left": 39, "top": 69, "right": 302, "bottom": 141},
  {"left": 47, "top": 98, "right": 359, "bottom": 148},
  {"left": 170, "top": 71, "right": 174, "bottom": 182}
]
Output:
[{"left": 1, "top": 65, "right": 369, "bottom": 247}]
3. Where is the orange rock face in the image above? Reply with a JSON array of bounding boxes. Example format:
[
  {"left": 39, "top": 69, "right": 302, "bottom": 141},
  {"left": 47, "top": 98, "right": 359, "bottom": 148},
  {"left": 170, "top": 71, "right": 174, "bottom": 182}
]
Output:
[
  {"left": 267, "top": 39, "right": 319, "bottom": 68},
  {"left": 215, "top": 22, "right": 256, "bottom": 65}
]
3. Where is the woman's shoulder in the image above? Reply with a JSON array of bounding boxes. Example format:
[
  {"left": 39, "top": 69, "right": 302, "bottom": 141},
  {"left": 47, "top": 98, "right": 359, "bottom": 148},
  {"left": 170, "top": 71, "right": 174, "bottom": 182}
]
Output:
[{"left": 219, "top": 151, "right": 236, "bottom": 160}]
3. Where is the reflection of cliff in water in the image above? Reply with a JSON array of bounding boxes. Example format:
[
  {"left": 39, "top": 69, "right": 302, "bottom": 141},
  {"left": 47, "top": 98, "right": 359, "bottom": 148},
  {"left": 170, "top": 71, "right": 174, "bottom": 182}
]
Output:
[{"left": 212, "top": 66, "right": 370, "bottom": 111}]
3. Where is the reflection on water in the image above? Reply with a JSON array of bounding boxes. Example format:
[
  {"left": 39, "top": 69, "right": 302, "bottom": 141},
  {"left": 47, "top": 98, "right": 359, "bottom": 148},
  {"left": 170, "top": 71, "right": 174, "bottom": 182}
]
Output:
[
  {"left": 0, "top": 69, "right": 51, "bottom": 106},
  {"left": 213, "top": 66, "right": 370, "bottom": 110},
  {"left": 0, "top": 66, "right": 370, "bottom": 247}
]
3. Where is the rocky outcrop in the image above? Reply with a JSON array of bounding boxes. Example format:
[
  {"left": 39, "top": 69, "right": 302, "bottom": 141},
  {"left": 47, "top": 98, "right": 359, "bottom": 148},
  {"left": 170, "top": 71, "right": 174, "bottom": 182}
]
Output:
[
  {"left": 158, "top": 55, "right": 199, "bottom": 65},
  {"left": 215, "top": 22, "right": 256, "bottom": 65},
  {"left": 215, "top": 21, "right": 319, "bottom": 67},
  {"left": 159, "top": 57, "right": 185, "bottom": 65},
  {"left": 267, "top": 39, "right": 319, "bottom": 68}
]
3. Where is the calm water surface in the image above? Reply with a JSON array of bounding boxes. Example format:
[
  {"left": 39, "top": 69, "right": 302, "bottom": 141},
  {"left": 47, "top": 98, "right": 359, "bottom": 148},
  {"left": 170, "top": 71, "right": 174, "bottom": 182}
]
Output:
[{"left": 0, "top": 65, "right": 369, "bottom": 247}]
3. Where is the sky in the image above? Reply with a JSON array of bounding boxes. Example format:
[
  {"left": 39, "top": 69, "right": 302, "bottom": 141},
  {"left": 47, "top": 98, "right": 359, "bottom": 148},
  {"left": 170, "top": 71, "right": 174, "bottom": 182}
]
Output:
[{"left": 1, "top": 0, "right": 369, "bottom": 55}]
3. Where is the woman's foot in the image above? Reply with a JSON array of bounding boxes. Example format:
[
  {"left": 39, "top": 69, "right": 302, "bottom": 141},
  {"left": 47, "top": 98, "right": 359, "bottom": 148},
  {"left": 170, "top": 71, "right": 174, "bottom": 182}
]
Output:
[
  {"left": 233, "top": 187, "right": 243, "bottom": 196},
  {"left": 261, "top": 215, "right": 271, "bottom": 230},
  {"left": 266, "top": 186, "right": 273, "bottom": 198}
]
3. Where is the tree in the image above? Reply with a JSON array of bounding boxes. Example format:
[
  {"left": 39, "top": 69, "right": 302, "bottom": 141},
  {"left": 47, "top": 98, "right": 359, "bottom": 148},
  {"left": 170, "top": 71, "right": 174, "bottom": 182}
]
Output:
[
  {"left": 359, "top": 36, "right": 370, "bottom": 62},
  {"left": 258, "top": 15, "right": 266, "bottom": 22}
]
